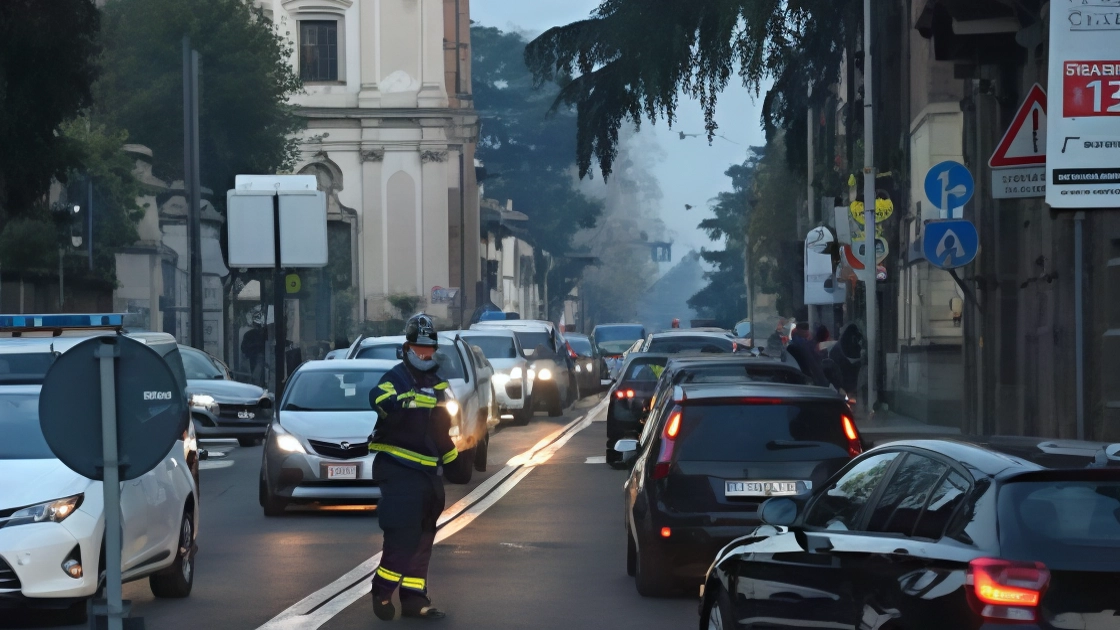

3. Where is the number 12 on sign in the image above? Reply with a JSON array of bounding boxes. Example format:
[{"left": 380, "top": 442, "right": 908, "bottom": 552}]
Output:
[{"left": 1064, "top": 62, "right": 1120, "bottom": 116}]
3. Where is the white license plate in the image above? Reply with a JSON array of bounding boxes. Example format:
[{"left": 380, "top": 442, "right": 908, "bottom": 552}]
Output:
[
  {"left": 725, "top": 480, "right": 800, "bottom": 497},
  {"left": 326, "top": 464, "right": 357, "bottom": 480}
]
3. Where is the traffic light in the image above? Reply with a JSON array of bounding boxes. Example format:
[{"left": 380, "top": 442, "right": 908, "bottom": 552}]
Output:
[{"left": 69, "top": 204, "right": 83, "bottom": 248}]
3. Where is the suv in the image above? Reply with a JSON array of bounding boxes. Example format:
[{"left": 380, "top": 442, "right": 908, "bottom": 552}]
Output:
[
  {"left": 0, "top": 314, "right": 200, "bottom": 620},
  {"left": 457, "top": 328, "right": 534, "bottom": 425},
  {"left": 470, "top": 320, "right": 578, "bottom": 416},
  {"left": 180, "top": 344, "right": 273, "bottom": 447},
  {"left": 617, "top": 382, "right": 861, "bottom": 597},
  {"left": 638, "top": 330, "right": 737, "bottom": 355},
  {"left": 592, "top": 324, "right": 647, "bottom": 379},
  {"left": 606, "top": 353, "right": 672, "bottom": 465}
]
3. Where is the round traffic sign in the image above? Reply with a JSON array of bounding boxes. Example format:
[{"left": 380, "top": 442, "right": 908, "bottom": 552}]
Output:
[
  {"left": 924, "top": 161, "right": 975, "bottom": 212},
  {"left": 39, "top": 336, "right": 187, "bottom": 481}
]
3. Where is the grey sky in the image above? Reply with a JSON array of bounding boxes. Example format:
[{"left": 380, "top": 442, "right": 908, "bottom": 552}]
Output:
[{"left": 470, "top": 0, "right": 768, "bottom": 257}]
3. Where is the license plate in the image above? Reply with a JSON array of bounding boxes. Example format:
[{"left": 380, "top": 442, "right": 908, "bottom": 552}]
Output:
[
  {"left": 725, "top": 480, "right": 800, "bottom": 497},
  {"left": 326, "top": 464, "right": 357, "bottom": 480}
]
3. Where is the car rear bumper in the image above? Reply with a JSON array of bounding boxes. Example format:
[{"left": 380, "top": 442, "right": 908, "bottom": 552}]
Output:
[{"left": 639, "top": 522, "right": 762, "bottom": 580}]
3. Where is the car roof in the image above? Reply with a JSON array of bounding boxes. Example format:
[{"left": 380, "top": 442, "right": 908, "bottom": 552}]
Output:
[
  {"left": 565, "top": 332, "right": 590, "bottom": 340},
  {"left": 297, "top": 359, "right": 400, "bottom": 372},
  {"left": 594, "top": 323, "right": 645, "bottom": 329},
  {"left": 864, "top": 439, "right": 1046, "bottom": 477},
  {"left": 665, "top": 354, "right": 784, "bottom": 368},
  {"left": 677, "top": 382, "right": 845, "bottom": 402},
  {"left": 0, "top": 384, "right": 43, "bottom": 395},
  {"left": 457, "top": 327, "right": 517, "bottom": 337},
  {"left": 472, "top": 320, "right": 554, "bottom": 331},
  {"left": 649, "top": 330, "right": 732, "bottom": 339},
  {"left": 359, "top": 333, "right": 460, "bottom": 346},
  {"left": 0, "top": 331, "right": 178, "bottom": 354}
]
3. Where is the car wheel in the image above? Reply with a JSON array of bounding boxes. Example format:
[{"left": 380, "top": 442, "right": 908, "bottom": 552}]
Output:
[
  {"left": 456, "top": 448, "right": 476, "bottom": 483},
  {"left": 512, "top": 400, "right": 533, "bottom": 425},
  {"left": 260, "top": 476, "right": 287, "bottom": 517},
  {"left": 606, "top": 446, "right": 622, "bottom": 466},
  {"left": 238, "top": 437, "right": 261, "bottom": 447},
  {"left": 149, "top": 509, "right": 195, "bottom": 598},
  {"left": 474, "top": 433, "right": 488, "bottom": 473},
  {"left": 626, "top": 532, "right": 637, "bottom": 577},
  {"left": 702, "top": 584, "right": 735, "bottom": 630},
  {"left": 634, "top": 540, "right": 674, "bottom": 597}
]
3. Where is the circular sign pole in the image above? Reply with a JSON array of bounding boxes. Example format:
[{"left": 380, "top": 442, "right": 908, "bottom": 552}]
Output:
[{"left": 97, "top": 341, "right": 126, "bottom": 630}]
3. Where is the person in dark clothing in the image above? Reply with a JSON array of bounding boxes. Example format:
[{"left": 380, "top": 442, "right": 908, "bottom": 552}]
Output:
[
  {"left": 241, "top": 321, "right": 267, "bottom": 385},
  {"left": 368, "top": 314, "right": 471, "bottom": 621},
  {"left": 787, "top": 322, "right": 830, "bottom": 387},
  {"left": 827, "top": 323, "right": 865, "bottom": 397}
]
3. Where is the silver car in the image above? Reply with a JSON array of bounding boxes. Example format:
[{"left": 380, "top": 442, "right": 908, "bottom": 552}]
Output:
[{"left": 259, "top": 360, "right": 400, "bottom": 515}]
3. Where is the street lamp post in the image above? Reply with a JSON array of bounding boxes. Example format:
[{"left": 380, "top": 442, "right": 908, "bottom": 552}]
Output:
[{"left": 862, "top": 0, "right": 878, "bottom": 415}]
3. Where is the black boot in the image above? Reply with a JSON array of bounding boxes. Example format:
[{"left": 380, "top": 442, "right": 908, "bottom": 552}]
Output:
[{"left": 373, "top": 594, "right": 395, "bottom": 621}]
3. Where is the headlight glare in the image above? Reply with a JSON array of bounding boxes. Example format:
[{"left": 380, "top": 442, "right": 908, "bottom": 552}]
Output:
[
  {"left": 445, "top": 400, "right": 460, "bottom": 417},
  {"left": 189, "top": 393, "right": 219, "bottom": 415},
  {"left": 575, "top": 364, "right": 582, "bottom": 373},
  {"left": 275, "top": 433, "right": 305, "bottom": 454},
  {"left": 492, "top": 373, "right": 510, "bottom": 387},
  {"left": 5, "top": 495, "right": 84, "bottom": 527},
  {"left": 538, "top": 368, "right": 553, "bottom": 381},
  {"left": 509, "top": 367, "right": 523, "bottom": 380},
  {"left": 586, "top": 362, "right": 593, "bottom": 371}
]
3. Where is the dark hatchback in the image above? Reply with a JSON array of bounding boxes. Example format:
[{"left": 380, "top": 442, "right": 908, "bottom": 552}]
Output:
[
  {"left": 606, "top": 353, "right": 672, "bottom": 464},
  {"left": 618, "top": 383, "right": 861, "bottom": 597},
  {"left": 181, "top": 344, "right": 273, "bottom": 446},
  {"left": 700, "top": 439, "right": 1120, "bottom": 630}
]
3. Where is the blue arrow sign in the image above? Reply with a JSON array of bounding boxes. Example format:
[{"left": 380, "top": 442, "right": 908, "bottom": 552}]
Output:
[
  {"left": 923, "top": 219, "right": 979, "bottom": 270},
  {"left": 924, "top": 161, "right": 975, "bottom": 215}
]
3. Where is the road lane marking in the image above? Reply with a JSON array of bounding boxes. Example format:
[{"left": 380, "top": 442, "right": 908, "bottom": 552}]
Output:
[
  {"left": 256, "top": 397, "right": 608, "bottom": 629},
  {"left": 584, "top": 455, "right": 607, "bottom": 464}
]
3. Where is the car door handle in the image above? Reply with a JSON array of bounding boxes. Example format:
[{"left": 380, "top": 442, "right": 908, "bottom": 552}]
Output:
[{"left": 893, "top": 548, "right": 910, "bottom": 555}]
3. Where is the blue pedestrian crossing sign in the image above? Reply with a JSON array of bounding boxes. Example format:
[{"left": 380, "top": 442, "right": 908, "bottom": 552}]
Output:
[
  {"left": 923, "top": 219, "right": 979, "bottom": 270},
  {"left": 924, "top": 161, "right": 975, "bottom": 215}
]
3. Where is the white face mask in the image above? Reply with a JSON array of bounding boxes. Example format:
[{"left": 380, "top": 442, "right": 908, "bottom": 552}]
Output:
[{"left": 405, "top": 347, "right": 439, "bottom": 372}]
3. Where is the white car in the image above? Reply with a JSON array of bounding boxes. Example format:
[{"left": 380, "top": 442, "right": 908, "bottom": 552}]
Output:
[
  {"left": 0, "top": 317, "right": 200, "bottom": 621},
  {"left": 457, "top": 328, "right": 533, "bottom": 425},
  {"left": 471, "top": 320, "right": 578, "bottom": 416},
  {"left": 345, "top": 333, "right": 496, "bottom": 471}
]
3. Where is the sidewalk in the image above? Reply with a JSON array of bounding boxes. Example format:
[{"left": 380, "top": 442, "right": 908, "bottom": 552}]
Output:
[{"left": 853, "top": 407, "right": 962, "bottom": 447}]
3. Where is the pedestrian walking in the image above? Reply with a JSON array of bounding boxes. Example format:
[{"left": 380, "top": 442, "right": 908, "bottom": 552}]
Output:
[
  {"left": 368, "top": 314, "right": 471, "bottom": 621},
  {"left": 241, "top": 316, "right": 267, "bottom": 385}
]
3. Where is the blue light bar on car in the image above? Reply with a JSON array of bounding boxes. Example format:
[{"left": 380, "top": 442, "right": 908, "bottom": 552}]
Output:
[{"left": 0, "top": 314, "right": 125, "bottom": 329}]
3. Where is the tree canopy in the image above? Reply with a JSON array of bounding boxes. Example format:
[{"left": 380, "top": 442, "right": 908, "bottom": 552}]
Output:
[
  {"left": 94, "top": 0, "right": 303, "bottom": 198},
  {"left": 524, "top": 0, "right": 857, "bottom": 178},
  {"left": 0, "top": 0, "right": 101, "bottom": 223}
]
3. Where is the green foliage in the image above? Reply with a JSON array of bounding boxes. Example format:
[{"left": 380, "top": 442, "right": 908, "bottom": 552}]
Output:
[
  {"left": 0, "top": 216, "right": 59, "bottom": 275},
  {"left": 386, "top": 294, "right": 424, "bottom": 320},
  {"left": 58, "top": 118, "right": 145, "bottom": 283},
  {"left": 0, "top": 0, "right": 100, "bottom": 222},
  {"left": 472, "top": 24, "right": 603, "bottom": 261},
  {"left": 524, "top": 0, "right": 856, "bottom": 178},
  {"left": 94, "top": 0, "right": 303, "bottom": 202}
]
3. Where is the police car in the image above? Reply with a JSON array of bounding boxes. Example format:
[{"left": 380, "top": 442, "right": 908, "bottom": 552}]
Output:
[{"left": 0, "top": 314, "right": 200, "bottom": 621}]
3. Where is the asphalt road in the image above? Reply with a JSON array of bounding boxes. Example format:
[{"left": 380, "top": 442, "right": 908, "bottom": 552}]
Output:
[{"left": 2, "top": 394, "right": 697, "bottom": 630}]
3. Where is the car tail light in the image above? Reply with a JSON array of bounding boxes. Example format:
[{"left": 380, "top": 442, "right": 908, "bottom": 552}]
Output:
[
  {"left": 841, "top": 415, "right": 862, "bottom": 458},
  {"left": 652, "top": 407, "right": 682, "bottom": 480},
  {"left": 614, "top": 389, "right": 636, "bottom": 400},
  {"left": 660, "top": 527, "right": 672, "bottom": 538},
  {"left": 966, "top": 558, "right": 1050, "bottom": 623}
]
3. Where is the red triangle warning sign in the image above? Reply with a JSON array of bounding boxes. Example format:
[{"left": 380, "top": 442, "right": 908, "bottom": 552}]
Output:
[{"left": 989, "top": 84, "right": 1047, "bottom": 168}]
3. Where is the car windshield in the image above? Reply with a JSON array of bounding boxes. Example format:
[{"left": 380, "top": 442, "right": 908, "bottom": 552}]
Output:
[
  {"left": 677, "top": 364, "right": 811, "bottom": 385},
  {"left": 460, "top": 335, "right": 518, "bottom": 359},
  {"left": 674, "top": 401, "right": 851, "bottom": 462},
  {"left": 0, "top": 353, "right": 57, "bottom": 383},
  {"left": 647, "top": 336, "right": 734, "bottom": 354},
  {"left": 733, "top": 322, "right": 752, "bottom": 337},
  {"left": 282, "top": 369, "right": 387, "bottom": 411},
  {"left": 623, "top": 358, "right": 668, "bottom": 382},
  {"left": 567, "top": 336, "right": 593, "bottom": 357},
  {"left": 181, "top": 347, "right": 224, "bottom": 380},
  {"left": 514, "top": 331, "right": 552, "bottom": 356},
  {"left": 595, "top": 325, "right": 644, "bottom": 343},
  {"left": 998, "top": 477, "right": 1120, "bottom": 566},
  {"left": 355, "top": 343, "right": 466, "bottom": 379},
  {"left": 0, "top": 391, "right": 54, "bottom": 459}
]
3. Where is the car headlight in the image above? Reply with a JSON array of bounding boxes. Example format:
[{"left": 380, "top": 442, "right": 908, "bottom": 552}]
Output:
[
  {"left": 537, "top": 368, "right": 552, "bottom": 381},
  {"left": 189, "top": 393, "right": 220, "bottom": 415},
  {"left": 527, "top": 368, "right": 536, "bottom": 381},
  {"left": 492, "top": 373, "right": 511, "bottom": 387},
  {"left": 575, "top": 364, "right": 582, "bottom": 373},
  {"left": 586, "top": 362, "right": 593, "bottom": 371},
  {"left": 509, "top": 367, "right": 523, "bottom": 380},
  {"left": 275, "top": 434, "right": 305, "bottom": 454},
  {"left": 4, "top": 495, "right": 84, "bottom": 527},
  {"left": 445, "top": 400, "right": 460, "bottom": 418}
]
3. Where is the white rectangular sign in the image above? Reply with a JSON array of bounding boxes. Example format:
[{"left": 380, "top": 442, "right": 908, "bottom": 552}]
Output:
[
  {"left": 227, "top": 187, "right": 328, "bottom": 268},
  {"left": 991, "top": 166, "right": 1046, "bottom": 199},
  {"left": 1046, "top": 2, "right": 1120, "bottom": 208}
]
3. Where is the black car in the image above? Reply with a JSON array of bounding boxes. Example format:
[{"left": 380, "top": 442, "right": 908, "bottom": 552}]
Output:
[
  {"left": 182, "top": 344, "right": 273, "bottom": 446},
  {"left": 617, "top": 382, "right": 861, "bottom": 597},
  {"left": 606, "top": 353, "right": 672, "bottom": 464},
  {"left": 593, "top": 323, "right": 648, "bottom": 378},
  {"left": 565, "top": 332, "right": 606, "bottom": 394},
  {"left": 700, "top": 438, "right": 1120, "bottom": 630}
]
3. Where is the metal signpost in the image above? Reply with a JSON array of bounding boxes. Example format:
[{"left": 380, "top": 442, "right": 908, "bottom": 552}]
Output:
[
  {"left": 1047, "top": 3, "right": 1120, "bottom": 440},
  {"left": 38, "top": 336, "right": 188, "bottom": 630},
  {"left": 989, "top": 84, "right": 1047, "bottom": 200},
  {"left": 227, "top": 175, "right": 328, "bottom": 400}
]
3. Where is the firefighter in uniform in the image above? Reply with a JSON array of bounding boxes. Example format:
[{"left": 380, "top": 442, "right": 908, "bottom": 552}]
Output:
[{"left": 368, "top": 314, "right": 470, "bottom": 621}]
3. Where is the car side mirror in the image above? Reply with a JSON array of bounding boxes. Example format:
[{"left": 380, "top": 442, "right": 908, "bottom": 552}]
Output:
[
  {"left": 759, "top": 497, "right": 799, "bottom": 527},
  {"left": 613, "top": 439, "right": 638, "bottom": 454}
]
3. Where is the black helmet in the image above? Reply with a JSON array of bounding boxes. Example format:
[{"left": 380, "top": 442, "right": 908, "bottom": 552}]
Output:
[{"left": 404, "top": 314, "right": 439, "bottom": 347}]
